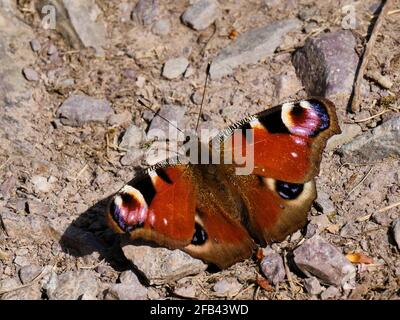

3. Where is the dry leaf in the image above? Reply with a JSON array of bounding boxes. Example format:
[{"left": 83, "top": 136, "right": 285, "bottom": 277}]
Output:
[
  {"left": 256, "top": 248, "right": 265, "bottom": 261},
  {"left": 346, "top": 252, "right": 374, "bottom": 264},
  {"left": 256, "top": 275, "right": 273, "bottom": 291},
  {"left": 228, "top": 29, "right": 238, "bottom": 40}
]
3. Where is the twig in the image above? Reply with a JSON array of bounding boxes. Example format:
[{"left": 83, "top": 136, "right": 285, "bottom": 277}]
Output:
[
  {"left": 350, "top": 0, "right": 393, "bottom": 112},
  {"left": 78, "top": 259, "right": 105, "bottom": 270},
  {"left": 283, "top": 251, "right": 296, "bottom": 292},
  {"left": 0, "top": 158, "right": 12, "bottom": 171},
  {"left": 346, "top": 167, "right": 373, "bottom": 196},
  {"left": 353, "top": 109, "right": 391, "bottom": 122},
  {"left": 377, "top": 200, "right": 400, "bottom": 213},
  {"left": 387, "top": 9, "right": 400, "bottom": 15},
  {"left": 232, "top": 283, "right": 255, "bottom": 300}
]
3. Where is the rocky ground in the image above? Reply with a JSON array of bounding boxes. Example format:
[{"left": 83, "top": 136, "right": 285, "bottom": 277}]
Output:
[{"left": 0, "top": 0, "right": 399, "bottom": 300}]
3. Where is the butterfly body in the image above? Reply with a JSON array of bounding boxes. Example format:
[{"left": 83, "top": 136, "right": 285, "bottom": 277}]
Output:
[{"left": 107, "top": 98, "right": 340, "bottom": 269}]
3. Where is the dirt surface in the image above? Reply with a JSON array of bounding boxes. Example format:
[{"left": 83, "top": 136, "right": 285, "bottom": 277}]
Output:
[{"left": 0, "top": 0, "right": 399, "bottom": 300}]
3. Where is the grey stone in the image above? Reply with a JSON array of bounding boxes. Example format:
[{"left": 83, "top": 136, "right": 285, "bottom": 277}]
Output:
[
  {"left": 273, "top": 67, "right": 302, "bottom": 102},
  {"left": 339, "top": 222, "right": 360, "bottom": 238},
  {"left": 148, "top": 104, "right": 187, "bottom": 138},
  {"left": 209, "top": 19, "right": 301, "bottom": 79},
  {"left": 62, "top": 0, "right": 107, "bottom": 55},
  {"left": 339, "top": 115, "right": 400, "bottom": 163},
  {"left": 174, "top": 285, "right": 196, "bottom": 298},
  {"left": 304, "top": 277, "right": 322, "bottom": 295},
  {"left": 19, "top": 265, "right": 43, "bottom": 284},
  {"left": 326, "top": 124, "right": 362, "bottom": 151},
  {"left": 14, "top": 255, "right": 31, "bottom": 267},
  {"left": 0, "top": 210, "right": 60, "bottom": 243},
  {"left": 0, "top": 276, "right": 42, "bottom": 300},
  {"left": 393, "top": 219, "right": 400, "bottom": 249},
  {"left": 118, "top": 2, "right": 133, "bottom": 23},
  {"left": 46, "top": 270, "right": 99, "bottom": 300},
  {"left": 57, "top": 94, "right": 113, "bottom": 127},
  {"left": 181, "top": 0, "right": 220, "bottom": 31},
  {"left": 47, "top": 44, "right": 57, "bottom": 56},
  {"left": 308, "top": 214, "right": 331, "bottom": 233},
  {"left": 213, "top": 278, "right": 242, "bottom": 297},
  {"left": 321, "top": 285, "right": 340, "bottom": 300},
  {"left": 31, "top": 175, "right": 53, "bottom": 193},
  {"left": 152, "top": 19, "right": 171, "bottom": 36},
  {"left": 30, "top": 39, "right": 41, "bottom": 52},
  {"left": 293, "top": 235, "right": 356, "bottom": 287},
  {"left": 260, "top": 248, "right": 286, "bottom": 285},
  {"left": 0, "top": 8, "right": 35, "bottom": 107},
  {"left": 122, "top": 244, "right": 207, "bottom": 285},
  {"left": 314, "top": 191, "right": 335, "bottom": 215},
  {"left": 293, "top": 31, "right": 358, "bottom": 110},
  {"left": 0, "top": 175, "right": 16, "bottom": 199},
  {"left": 106, "top": 271, "right": 147, "bottom": 300},
  {"left": 119, "top": 125, "right": 145, "bottom": 150},
  {"left": 108, "top": 111, "right": 132, "bottom": 126},
  {"left": 162, "top": 57, "right": 189, "bottom": 80},
  {"left": 120, "top": 149, "right": 144, "bottom": 166},
  {"left": 132, "top": 0, "right": 159, "bottom": 26}
]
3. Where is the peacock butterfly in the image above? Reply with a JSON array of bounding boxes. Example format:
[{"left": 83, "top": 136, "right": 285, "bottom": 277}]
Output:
[{"left": 106, "top": 97, "right": 340, "bottom": 269}]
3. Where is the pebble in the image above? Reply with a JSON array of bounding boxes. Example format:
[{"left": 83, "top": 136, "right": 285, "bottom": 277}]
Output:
[
  {"left": 47, "top": 44, "right": 57, "bottom": 56},
  {"left": 19, "top": 265, "right": 43, "bottom": 284},
  {"left": 152, "top": 18, "right": 171, "bottom": 36},
  {"left": 57, "top": 94, "right": 113, "bottom": 127},
  {"left": 213, "top": 278, "right": 242, "bottom": 297},
  {"left": 31, "top": 175, "right": 53, "bottom": 193},
  {"left": 148, "top": 104, "right": 187, "bottom": 138},
  {"left": 181, "top": 0, "right": 220, "bottom": 31},
  {"left": 132, "top": 0, "right": 159, "bottom": 26},
  {"left": 30, "top": 39, "right": 41, "bottom": 52},
  {"left": 393, "top": 219, "right": 400, "bottom": 249},
  {"left": 121, "top": 244, "right": 207, "bottom": 285},
  {"left": 304, "top": 277, "right": 322, "bottom": 295},
  {"left": 174, "top": 285, "right": 197, "bottom": 298},
  {"left": 326, "top": 124, "right": 362, "bottom": 151},
  {"left": 321, "top": 286, "right": 340, "bottom": 300},
  {"left": 118, "top": 2, "right": 132, "bottom": 22},
  {"left": 209, "top": 19, "right": 301, "bottom": 79},
  {"left": 14, "top": 255, "right": 31, "bottom": 267},
  {"left": 314, "top": 191, "right": 335, "bottom": 215},
  {"left": 162, "top": 57, "right": 189, "bottom": 80},
  {"left": 260, "top": 248, "right": 286, "bottom": 285},
  {"left": 45, "top": 270, "right": 99, "bottom": 300},
  {"left": 293, "top": 30, "right": 358, "bottom": 109},
  {"left": 106, "top": 271, "right": 147, "bottom": 300},
  {"left": 22, "top": 67, "right": 40, "bottom": 82},
  {"left": 339, "top": 115, "right": 400, "bottom": 163},
  {"left": 293, "top": 235, "right": 356, "bottom": 287},
  {"left": 62, "top": 0, "right": 107, "bottom": 55},
  {"left": 108, "top": 110, "right": 132, "bottom": 127},
  {"left": 119, "top": 125, "right": 145, "bottom": 150},
  {"left": 273, "top": 67, "right": 302, "bottom": 102},
  {"left": 120, "top": 149, "right": 145, "bottom": 166}
]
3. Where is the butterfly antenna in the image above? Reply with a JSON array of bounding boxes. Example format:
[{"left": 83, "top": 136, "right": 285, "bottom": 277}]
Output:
[
  {"left": 138, "top": 99, "right": 185, "bottom": 134},
  {"left": 195, "top": 63, "right": 211, "bottom": 134}
]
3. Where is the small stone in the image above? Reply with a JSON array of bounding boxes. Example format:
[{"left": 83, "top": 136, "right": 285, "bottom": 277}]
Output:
[
  {"left": 181, "top": 0, "right": 220, "bottom": 31},
  {"left": 122, "top": 68, "right": 137, "bottom": 80},
  {"left": 184, "top": 65, "right": 195, "bottom": 78},
  {"left": 260, "top": 248, "right": 286, "bottom": 285},
  {"left": 132, "top": 0, "right": 159, "bottom": 26},
  {"left": 106, "top": 271, "right": 147, "bottom": 300},
  {"left": 0, "top": 276, "right": 42, "bottom": 300},
  {"left": 59, "top": 78, "right": 75, "bottom": 88},
  {"left": 14, "top": 255, "right": 31, "bottom": 267},
  {"left": 136, "top": 76, "right": 146, "bottom": 88},
  {"left": 148, "top": 104, "right": 187, "bottom": 138},
  {"left": 0, "top": 175, "right": 17, "bottom": 199},
  {"left": 31, "top": 175, "right": 53, "bottom": 193},
  {"left": 339, "top": 222, "right": 360, "bottom": 238},
  {"left": 120, "top": 149, "right": 145, "bottom": 166},
  {"left": 293, "top": 235, "right": 356, "bottom": 287},
  {"left": 174, "top": 285, "right": 197, "bottom": 298},
  {"left": 213, "top": 278, "right": 242, "bottom": 297},
  {"left": 57, "top": 94, "right": 113, "bottom": 127},
  {"left": 314, "top": 191, "right": 335, "bottom": 215},
  {"left": 293, "top": 30, "right": 358, "bottom": 112},
  {"left": 30, "top": 39, "right": 41, "bottom": 52},
  {"left": 119, "top": 125, "right": 145, "bottom": 150},
  {"left": 26, "top": 199, "right": 51, "bottom": 216},
  {"left": 274, "top": 67, "right": 302, "bottom": 102},
  {"left": 162, "top": 57, "right": 189, "bottom": 80},
  {"left": 321, "top": 286, "right": 340, "bottom": 300},
  {"left": 46, "top": 270, "right": 99, "bottom": 300},
  {"left": 309, "top": 214, "right": 331, "bottom": 233},
  {"left": 392, "top": 219, "right": 400, "bottom": 249},
  {"left": 152, "top": 19, "right": 171, "bottom": 36},
  {"left": 339, "top": 115, "right": 400, "bottom": 163},
  {"left": 304, "top": 277, "right": 322, "bottom": 295},
  {"left": 118, "top": 2, "right": 133, "bottom": 22},
  {"left": 19, "top": 265, "right": 43, "bottom": 284},
  {"left": 62, "top": 0, "right": 107, "bottom": 55},
  {"left": 47, "top": 44, "right": 57, "bottom": 55},
  {"left": 122, "top": 244, "right": 207, "bottom": 285},
  {"left": 108, "top": 111, "right": 132, "bottom": 126},
  {"left": 209, "top": 19, "right": 301, "bottom": 79},
  {"left": 22, "top": 68, "right": 39, "bottom": 82},
  {"left": 326, "top": 124, "right": 362, "bottom": 151}
]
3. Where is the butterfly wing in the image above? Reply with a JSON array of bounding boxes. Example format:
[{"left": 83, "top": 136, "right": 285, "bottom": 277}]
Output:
[{"left": 107, "top": 164, "right": 255, "bottom": 269}]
